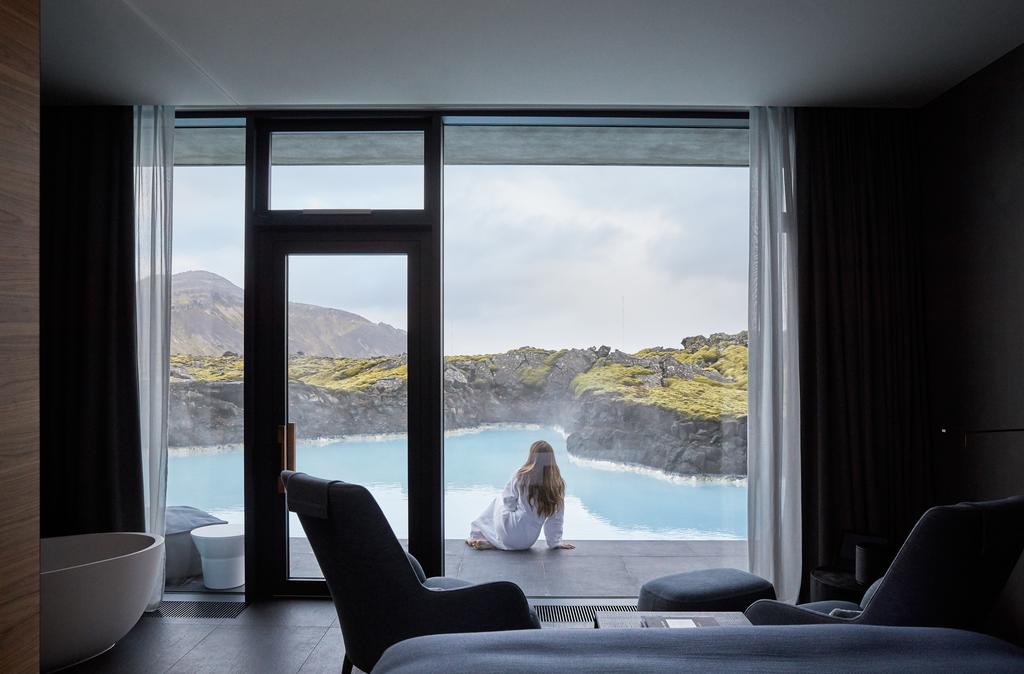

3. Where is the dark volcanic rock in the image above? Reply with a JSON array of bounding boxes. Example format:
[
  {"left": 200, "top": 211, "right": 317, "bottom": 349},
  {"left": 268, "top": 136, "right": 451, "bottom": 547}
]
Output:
[
  {"left": 563, "top": 394, "right": 746, "bottom": 476},
  {"left": 169, "top": 338, "right": 749, "bottom": 477},
  {"left": 169, "top": 380, "right": 243, "bottom": 447}
]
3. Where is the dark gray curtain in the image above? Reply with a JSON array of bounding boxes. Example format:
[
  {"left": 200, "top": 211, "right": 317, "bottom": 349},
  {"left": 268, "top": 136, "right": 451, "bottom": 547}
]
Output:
[
  {"left": 40, "top": 106, "right": 144, "bottom": 537},
  {"left": 795, "top": 109, "right": 933, "bottom": 599}
]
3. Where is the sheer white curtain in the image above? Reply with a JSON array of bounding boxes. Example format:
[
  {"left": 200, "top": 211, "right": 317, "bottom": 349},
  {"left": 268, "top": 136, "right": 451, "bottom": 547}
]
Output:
[
  {"left": 134, "top": 105, "right": 174, "bottom": 610},
  {"left": 748, "top": 107, "right": 801, "bottom": 603}
]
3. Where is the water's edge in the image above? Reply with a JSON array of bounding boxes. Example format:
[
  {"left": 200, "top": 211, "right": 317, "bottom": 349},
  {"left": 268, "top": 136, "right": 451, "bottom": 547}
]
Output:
[
  {"left": 169, "top": 422, "right": 746, "bottom": 485},
  {"left": 169, "top": 423, "right": 748, "bottom": 540}
]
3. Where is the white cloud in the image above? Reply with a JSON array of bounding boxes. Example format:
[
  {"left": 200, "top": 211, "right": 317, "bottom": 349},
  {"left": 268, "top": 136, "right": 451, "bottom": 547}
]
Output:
[
  {"left": 172, "top": 166, "right": 246, "bottom": 287},
  {"left": 173, "top": 163, "right": 749, "bottom": 355},
  {"left": 443, "top": 165, "right": 748, "bottom": 354}
]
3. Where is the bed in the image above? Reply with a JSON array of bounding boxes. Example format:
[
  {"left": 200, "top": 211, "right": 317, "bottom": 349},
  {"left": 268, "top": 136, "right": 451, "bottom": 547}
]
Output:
[{"left": 374, "top": 624, "right": 1024, "bottom": 673}]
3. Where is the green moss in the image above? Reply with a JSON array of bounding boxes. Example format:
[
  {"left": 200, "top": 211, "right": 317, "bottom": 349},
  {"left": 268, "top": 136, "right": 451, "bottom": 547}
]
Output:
[
  {"left": 636, "top": 345, "right": 748, "bottom": 389},
  {"left": 634, "top": 347, "right": 676, "bottom": 359},
  {"left": 332, "top": 364, "right": 407, "bottom": 391},
  {"left": 710, "top": 345, "right": 748, "bottom": 387},
  {"left": 519, "top": 366, "right": 547, "bottom": 388},
  {"left": 519, "top": 349, "right": 567, "bottom": 387},
  {"left": 571, "top": 362, "right": 746, "bottom": 420},
  {"left": 643, "top": 376, "right": 747, "bottom": 420},
  {"left": 545, "top": 349, "right": 568, "bottom": 365},
  {"left": 288, "top": 355, "right": 407, "bottom": 391},
  {"left": 445, "top": 354, "right": 494, "bottom": 362},
  {"left": 171, "top": 354, "right": 244, "bottom": 382},
  {"left": 174, "top": 342, "right": 748, "bottom": 421},
  {"left": 288, "top": 356, "right": 365, "bottom": 383},
  {"left": 514, "top": 346, "right": 554, "bottom": 355},
  {"left": 571, "top": 364, "right": 654, "bottom": 397},
  {"left": 674, "top": 346, "right": 721, "bottom": 367}
]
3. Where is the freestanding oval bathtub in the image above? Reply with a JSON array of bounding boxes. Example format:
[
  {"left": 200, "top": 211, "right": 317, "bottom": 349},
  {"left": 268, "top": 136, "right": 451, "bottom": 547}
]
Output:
[{"left": 41, "top": 532, "right": 164, "bottom": 672}]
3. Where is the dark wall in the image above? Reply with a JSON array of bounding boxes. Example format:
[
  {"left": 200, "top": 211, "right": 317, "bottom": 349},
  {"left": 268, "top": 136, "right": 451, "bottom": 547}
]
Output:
[{"left": 921, "top": 43, "right": 1024, "bottom": 644}]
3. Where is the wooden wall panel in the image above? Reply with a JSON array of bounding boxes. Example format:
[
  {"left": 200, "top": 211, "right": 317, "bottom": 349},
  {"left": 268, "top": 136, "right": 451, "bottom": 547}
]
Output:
[{"left": 0, "top": 0, "right": 40, "bottom": 671}]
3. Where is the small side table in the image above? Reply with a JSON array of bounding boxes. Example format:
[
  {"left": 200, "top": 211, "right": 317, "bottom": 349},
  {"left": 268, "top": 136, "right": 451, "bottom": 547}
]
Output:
[
  {"left": 810, "top": 567, "right": 868, "bottom": 604},
  {"left": 594, "top": 611, "right": 751, "bottom": 629},
  {"left": 191, "top": 523, "right": 245, "bottom": 590}
]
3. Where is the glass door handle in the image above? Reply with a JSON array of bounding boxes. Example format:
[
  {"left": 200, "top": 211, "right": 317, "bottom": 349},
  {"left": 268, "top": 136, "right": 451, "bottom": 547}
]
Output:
[{"left": 277, "top": 422, "right": 296, "bottom": 494}]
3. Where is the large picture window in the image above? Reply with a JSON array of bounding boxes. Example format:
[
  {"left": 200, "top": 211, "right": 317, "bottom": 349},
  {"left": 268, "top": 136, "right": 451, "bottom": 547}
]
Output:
[
  {"left": 166, "top": 114, "right": 750, "bottom": 598},
  {"left": 442, "top": 122, "right": 750, "bottom": 596}
]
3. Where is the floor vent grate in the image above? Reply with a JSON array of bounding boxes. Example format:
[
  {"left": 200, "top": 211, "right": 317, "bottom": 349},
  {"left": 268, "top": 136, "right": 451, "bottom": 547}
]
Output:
[
  {"left": 534, "top": 604, "right": 636, "bottom": 624},
  {"left": 148, "top": 601, "right": 248, "bottom": 620}
]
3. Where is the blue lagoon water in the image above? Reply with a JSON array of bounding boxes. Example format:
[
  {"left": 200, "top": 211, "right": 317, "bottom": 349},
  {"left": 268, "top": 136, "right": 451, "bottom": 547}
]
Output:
[{"left": 168, "top": 425, "right": 747, "bottom": 540}]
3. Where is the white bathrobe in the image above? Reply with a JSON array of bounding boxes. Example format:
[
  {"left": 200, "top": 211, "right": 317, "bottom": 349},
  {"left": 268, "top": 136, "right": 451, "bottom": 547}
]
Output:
[{"left": 470, "top": 473, "right": 565, "bottom": 550}]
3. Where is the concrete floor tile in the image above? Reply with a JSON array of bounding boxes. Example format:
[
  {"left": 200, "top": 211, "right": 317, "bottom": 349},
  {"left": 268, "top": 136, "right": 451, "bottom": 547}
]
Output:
[
  {"left": 298, "top": 628, "right": 348, "bottom": 673},
  {"left": 234, "top": 599, "right": 337, "bottom": 627},
  {"left": 65, "top": 620, "right": 217, "bottom": 674},
  {"left": 168, "top": 625, "right": 327, "bottom": 674}
]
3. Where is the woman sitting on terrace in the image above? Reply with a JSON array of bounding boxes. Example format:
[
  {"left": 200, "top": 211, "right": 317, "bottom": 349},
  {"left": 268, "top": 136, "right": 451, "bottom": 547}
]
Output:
[{"left": 466, "top": 440, "right": 576, "bottom": 551}]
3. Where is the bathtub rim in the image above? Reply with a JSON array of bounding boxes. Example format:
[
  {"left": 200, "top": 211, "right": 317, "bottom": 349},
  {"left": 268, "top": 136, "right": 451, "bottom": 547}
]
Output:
[{"left": 41, "top": 532, "right": 165, "bottom": 576}]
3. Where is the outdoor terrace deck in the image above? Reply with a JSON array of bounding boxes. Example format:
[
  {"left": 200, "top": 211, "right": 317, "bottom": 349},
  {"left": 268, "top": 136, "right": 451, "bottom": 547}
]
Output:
[{"left": 290, "top": 538, "right": 747, "bottom": 597}]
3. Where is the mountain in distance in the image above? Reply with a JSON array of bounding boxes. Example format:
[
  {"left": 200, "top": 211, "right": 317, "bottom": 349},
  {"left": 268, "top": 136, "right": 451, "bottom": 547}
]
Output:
[{"left": 171, "top": 270, "right": 407, "bottom": 357}]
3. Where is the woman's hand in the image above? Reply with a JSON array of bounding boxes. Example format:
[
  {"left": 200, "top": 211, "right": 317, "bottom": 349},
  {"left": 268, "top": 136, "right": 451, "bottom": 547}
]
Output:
[{"left": 556, "top": 542, "right": 576, "bottom": 550}]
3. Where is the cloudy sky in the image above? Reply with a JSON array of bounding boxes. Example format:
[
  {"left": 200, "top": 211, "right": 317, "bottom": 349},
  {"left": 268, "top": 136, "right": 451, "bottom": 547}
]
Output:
[{"left": 173, "top": 163, "right": 748, "bottom": 355}]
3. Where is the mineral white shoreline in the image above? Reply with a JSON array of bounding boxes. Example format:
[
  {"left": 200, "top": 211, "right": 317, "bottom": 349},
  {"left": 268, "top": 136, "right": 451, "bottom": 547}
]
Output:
[
  {"left": 170, "top": 422, "right": 571, "bottom": 455},
  {"left": 566, "top": 454, "right": 747, "bottom": 486},
  {"left": 169, "top": 443, "right": 243, "bottom": 457}
]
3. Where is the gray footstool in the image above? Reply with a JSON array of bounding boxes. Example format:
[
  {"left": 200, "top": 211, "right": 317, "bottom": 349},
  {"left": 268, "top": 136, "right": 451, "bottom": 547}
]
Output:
[
  {"left": 638, "top": 568, "right": 776, "bottom": 612},
  {"left": 165, "top": 505, "right": 227, "bottom": 584}
]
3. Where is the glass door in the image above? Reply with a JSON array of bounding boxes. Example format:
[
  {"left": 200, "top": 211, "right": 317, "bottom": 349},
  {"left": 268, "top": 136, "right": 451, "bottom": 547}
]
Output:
[
  {"left": 249, "top": 234, "right": 434, "bottom": 596},
  {"left": 285, "top": 253, "right": 409, "bottom": 578}
]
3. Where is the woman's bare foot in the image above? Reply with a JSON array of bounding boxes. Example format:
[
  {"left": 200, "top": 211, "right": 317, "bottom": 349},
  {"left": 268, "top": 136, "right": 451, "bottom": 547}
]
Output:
[
  {"left": 465, "top": 538, "right": 494, "bottom": 550},
  {"left": 555, "top": 542, "right": 576, "bottom": 549}
]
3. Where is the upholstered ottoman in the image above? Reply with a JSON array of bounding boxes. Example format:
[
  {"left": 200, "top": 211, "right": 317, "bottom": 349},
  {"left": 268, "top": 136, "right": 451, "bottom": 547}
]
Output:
[
  {"left": 638, "top": 568, "right": 776, "bottom": 612},
  {"left": 165, "top": 506, "right": 227, "bottom": 584}
]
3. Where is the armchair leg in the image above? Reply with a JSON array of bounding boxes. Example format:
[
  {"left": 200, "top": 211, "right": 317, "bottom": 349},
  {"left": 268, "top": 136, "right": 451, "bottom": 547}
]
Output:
[{"left": 342, "top": 654, "right": 353, "bottom": 674}]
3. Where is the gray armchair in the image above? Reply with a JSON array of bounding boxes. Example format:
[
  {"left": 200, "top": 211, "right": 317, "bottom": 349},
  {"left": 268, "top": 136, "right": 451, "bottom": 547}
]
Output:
[
  {"left": 746, "top": 495, "right": 1024, "bottom": 630},
  {"left": 281, "top": 471, "right": 539, "bottom": 674}
]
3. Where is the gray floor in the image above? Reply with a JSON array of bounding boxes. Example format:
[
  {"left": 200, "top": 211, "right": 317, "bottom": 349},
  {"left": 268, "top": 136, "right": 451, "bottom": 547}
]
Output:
[
  {"left": 170, "top": 539, "right": 747, "bottom": 598},
  {"left": 66, "top": 600, "right": 345, "bottom": 674},
  {"left": 95, "top": 539, "right": 747, "bottom": 672},
  {"left": 292, "top": 538, "right": 747, "bottom": 597}
]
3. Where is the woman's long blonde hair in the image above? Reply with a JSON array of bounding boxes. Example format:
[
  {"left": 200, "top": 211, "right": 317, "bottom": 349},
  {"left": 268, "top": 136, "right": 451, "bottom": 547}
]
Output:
[{"left": 515, "top": 440, "right": 565, "bottom": 518}]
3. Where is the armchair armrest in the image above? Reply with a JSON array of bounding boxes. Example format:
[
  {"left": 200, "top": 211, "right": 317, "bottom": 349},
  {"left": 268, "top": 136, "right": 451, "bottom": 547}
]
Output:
[
  {"left": 404, "top": 552, "right": 427, "bottom": 583},
  {"left": 417, "top": 580, "right": 540, "bottom": 634},
  {"left": 745, "top": 599, "right": 856, "bottom": 626},
  {"left": 345, "top": 579, "right": 538, "bottom": 673}
]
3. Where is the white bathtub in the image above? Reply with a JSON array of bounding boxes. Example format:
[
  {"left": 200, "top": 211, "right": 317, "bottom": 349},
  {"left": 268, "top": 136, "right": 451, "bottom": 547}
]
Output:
[{"left": 41, "top": 532, "right": 164, "bottom": 672}]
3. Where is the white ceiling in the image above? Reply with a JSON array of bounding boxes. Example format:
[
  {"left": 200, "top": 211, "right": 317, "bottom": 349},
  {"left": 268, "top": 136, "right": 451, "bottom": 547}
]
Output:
[{"left": 42, "top": 0, "right": 1024, "bottom": 108}]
